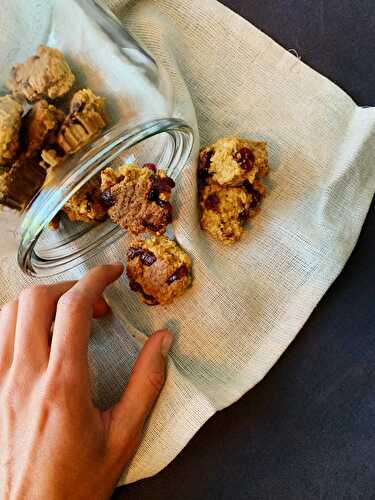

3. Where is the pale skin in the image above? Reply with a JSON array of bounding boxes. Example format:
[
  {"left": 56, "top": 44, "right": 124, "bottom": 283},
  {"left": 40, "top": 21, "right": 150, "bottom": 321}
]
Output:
[{"left": 0, "top": 264, "right": 173, "bottom": 500}]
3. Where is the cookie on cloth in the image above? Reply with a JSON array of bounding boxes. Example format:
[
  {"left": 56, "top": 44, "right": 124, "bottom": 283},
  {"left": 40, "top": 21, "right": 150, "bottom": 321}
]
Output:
[
  {"left": 127, "top": 235, "right": 192, "bottom": 306},
  {"left": 198, "top": 136, "right": 268, "bottom": 188},
  {"left": 200, "top": 183, "right": 251, "bottom": 245},
  {"left": 198, "top": 136, "right": 269, "bottom": 244}
]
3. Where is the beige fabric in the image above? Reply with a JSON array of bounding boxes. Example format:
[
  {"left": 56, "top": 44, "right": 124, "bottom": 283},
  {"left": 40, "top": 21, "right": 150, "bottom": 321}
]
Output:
[{"left": 1, "top": 0, "right": 375, "bottom": 485}]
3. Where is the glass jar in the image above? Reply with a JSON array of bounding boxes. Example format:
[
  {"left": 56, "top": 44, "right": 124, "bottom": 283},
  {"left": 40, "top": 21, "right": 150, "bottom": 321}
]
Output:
[{"left": 0, "top": 0, "right": 197, "bottom": 276}]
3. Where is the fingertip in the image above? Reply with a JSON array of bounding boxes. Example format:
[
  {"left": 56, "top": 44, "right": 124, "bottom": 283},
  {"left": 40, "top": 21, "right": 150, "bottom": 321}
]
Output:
[
  {"left": 149, "top": 330, "right": 174, "bottom": 358},
  {"left": 92, "top": 297, "right": 112, "bottom": 318},
  {"left": 106, "top": 262, "right": 124, "bottom": 276},
  {"left": 161, "top": 333, "right": 174, "bottom": 357},
  {"left": 111, "top": 262, "right": 125, "bottom": 271}
]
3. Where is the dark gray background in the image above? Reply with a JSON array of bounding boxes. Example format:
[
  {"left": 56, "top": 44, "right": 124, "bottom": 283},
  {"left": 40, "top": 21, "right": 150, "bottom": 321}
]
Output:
[{"left": 114, "top": 1, "right": 375, "bottom": 498}]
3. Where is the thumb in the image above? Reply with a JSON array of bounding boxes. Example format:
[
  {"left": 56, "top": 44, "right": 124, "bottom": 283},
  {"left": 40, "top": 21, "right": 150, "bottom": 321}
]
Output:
[{"left": 108, "top": 330, "right": 173, "bottom": 451}]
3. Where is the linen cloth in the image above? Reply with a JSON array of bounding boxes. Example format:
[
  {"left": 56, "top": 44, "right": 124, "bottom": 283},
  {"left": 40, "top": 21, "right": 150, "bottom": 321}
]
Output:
[{"left": 1, "top": 0, "right": 375, "bottom": 485}]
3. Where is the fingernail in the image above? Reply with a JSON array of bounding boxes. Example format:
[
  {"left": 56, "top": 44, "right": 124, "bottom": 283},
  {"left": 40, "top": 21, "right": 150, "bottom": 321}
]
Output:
[
  {"left": 110, "top": 262, "right": 124, "bottom": 273},
  {"left": 160, "top": 332, "right": 174, "bottom": 357}
]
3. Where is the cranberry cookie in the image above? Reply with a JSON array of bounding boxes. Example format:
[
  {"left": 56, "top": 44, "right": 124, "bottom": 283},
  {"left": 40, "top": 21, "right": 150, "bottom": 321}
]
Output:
[
  {"left": 100, "top": 163, "right": 175, "bottom": 236},
  {"left": 8, "top": 46, "right": 75, "bottom": 102},
  {"left": 198, "top": 137, "right": 268, "bottom": 188},
  {"left": 198, "top": 136, "right": 269, "bottom": 244},
  {"left": 200, "top": 184, "right": 251, "bottom": 245},
  {"left": 127, "top": 236, "right": 192, "bottom": 305},
  {"left": 0, "top": 96, "right": 23, "bottom": 166}
]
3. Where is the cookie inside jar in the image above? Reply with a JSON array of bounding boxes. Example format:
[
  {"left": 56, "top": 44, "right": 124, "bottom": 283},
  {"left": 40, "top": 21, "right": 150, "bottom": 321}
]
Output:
[{"left": 5, "top": 0, "right": 195, "bottom": 278}]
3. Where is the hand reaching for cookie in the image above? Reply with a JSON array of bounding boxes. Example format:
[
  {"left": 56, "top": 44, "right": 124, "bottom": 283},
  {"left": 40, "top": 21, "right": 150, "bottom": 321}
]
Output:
[{"left": 0, "top": 264, "right": 173, "bottom": 500}]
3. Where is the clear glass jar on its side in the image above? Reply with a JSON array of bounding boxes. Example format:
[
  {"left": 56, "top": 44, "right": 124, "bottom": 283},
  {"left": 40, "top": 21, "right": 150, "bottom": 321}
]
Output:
[{"left": 0, "top": 0, "right": 197, "bottom": 277}]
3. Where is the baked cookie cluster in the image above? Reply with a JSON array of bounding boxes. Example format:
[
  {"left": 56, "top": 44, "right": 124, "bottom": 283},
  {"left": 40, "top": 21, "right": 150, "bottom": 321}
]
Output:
[
  {"left": 0, "top": 47, "right": 272, "bottom": 307},
  {"left": 127, "top": 236, "right": 192, "bottom": 306},
  {"left": 198, "top": 137, "right": 269, "bottom": 244},
  {"left": 99, "top": 164, "right": 193, "bottom": 306},
  {"left": 0, "top": 45, "right": 107, "bottom": 213}
]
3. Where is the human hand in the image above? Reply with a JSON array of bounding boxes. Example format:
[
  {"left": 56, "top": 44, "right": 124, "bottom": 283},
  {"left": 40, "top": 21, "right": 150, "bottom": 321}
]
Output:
[{"left": 0, "top": 264, "right": 173, "bottom": 500}]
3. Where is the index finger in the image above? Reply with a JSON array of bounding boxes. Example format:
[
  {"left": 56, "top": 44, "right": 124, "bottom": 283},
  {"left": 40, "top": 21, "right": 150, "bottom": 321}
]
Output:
[{"left": 49, "top": 264, "right": 124, "bottom": 372}]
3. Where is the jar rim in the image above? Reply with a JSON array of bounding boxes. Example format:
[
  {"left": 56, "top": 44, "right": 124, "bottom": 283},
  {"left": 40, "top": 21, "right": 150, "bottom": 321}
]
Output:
[{"left": 18, "top": 117, "right": 194, "bottom": 277}]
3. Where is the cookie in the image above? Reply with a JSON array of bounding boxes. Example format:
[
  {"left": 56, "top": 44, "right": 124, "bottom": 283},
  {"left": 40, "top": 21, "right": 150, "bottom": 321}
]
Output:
[
  {"left": 22, "top": 100, "right": 65, "bottom": 158},
  {"left": 0, "top": 96, "right": 23, "bottom": 166},
  {"left": 100, "top": 163, "right": 175, "bottom": 236},
  {"left": 198, "top": 136, "right": 269, "bottom": 244},
  {"left": 8, "top": 45, "right": 75, "bottom": 102},
  {"left": 127, "top": 235, "right": 192, "bottom": 305},
  {"left": 199, "top": 183, "right": 252, "bottom": 244},
  {"left": 198, "top": 137, "right": 268, "bottom": 188},
  {"left": 57, "top": 89, "right": 107, "bottom": 154},
  {"left": 0, "top": 158, "right": 46, "bottom": 210},
  {"left": 63, "top": 173, "right": 107, "bottom": 223}
]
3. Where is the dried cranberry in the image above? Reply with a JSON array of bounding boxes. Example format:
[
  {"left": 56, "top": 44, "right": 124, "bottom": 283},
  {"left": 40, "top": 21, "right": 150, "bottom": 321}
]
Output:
[
  {"left": 147, "top": 188, "right": 159, "bottom": 202},
  {"left": 243, "top": 180, "right": 255, "bottom": 194},
  {"left": 143, "top": 163, "right": 157, "bottom": 172},
  {"left": 157, "top": 199, "right": 171, "bottom": 210},
  {"left": 198, "top": 150, "right": 213, "bottom": 172},
  {"left": 204, "top": 193, "right": 220, "bottom": 211},
  {"left": 236, "top": 147, "right": 255, "bottom": 171},
  {"left": 250, "top": 193, "right": 261, "bottom": 209},
  {"left": 167, "top": 213, "right": 173, "bottom": 224},
  {"left": 150, "top": 175, "right": 175, "bottom": 193},
  {"left": 197, "top": 150, "right": 213, "bottom": 186},
  {"left": 157, "top": 200, "right": 173, "bottom": 223},
  {"left": 99, "top": 188, "right": 116, "bottom": 208},
  {"left": 129, "top": 280, "right": 142, "bottom": 292},
  {"left": 142, "top": 220, "right": 162, "bottom": 233},
  {"left": 127, "top": 247, "right": 144, "bottom": 260},
  {"left": 167, "top": 264, "right": 189, "bottom": 285},
  {"left": 140, "top": 251, "right": 156, "bottom": 266},
  {"left": 165, "top": 177, "right": 176, "bottom": 188},
  {"left": 197, "top": 177, "right": 208, "bottom": 192},
  {"left": 128, "top": 280, "right": 158, "bottom": 304},
  {"left": 238, "top": 210, "right": 249, "bottom": 224},
  {"left": 142, "top": 293, "right": 159, "bottom": 306},
  {"left": 243, "top": 181, "right": 261, "bottom": 209}
]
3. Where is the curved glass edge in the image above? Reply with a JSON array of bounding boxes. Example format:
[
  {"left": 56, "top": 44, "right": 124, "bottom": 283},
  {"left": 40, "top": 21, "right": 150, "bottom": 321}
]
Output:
[{"left": 18, "top": 117, "right": 194, "bottom": 277}]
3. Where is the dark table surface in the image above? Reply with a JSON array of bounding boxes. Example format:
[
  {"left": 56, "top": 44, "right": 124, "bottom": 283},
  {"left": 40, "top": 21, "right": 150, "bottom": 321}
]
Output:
[{"left": 114, "top": 1, "right": 375, "bottom": 498}]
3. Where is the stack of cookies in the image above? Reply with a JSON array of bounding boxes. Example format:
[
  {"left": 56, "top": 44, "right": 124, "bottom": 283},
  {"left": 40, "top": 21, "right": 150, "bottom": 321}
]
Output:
[
  {"left": 98, "top": 163, "right": 193, "bottom": 306},
  {"left": 198, "top": 137, "right": 269, "bottom": 245},
  {"left": 0, "top": 46, "right": 107, "bottom": 213}
]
